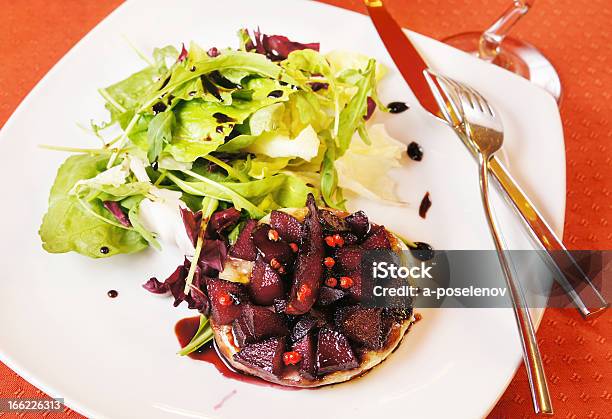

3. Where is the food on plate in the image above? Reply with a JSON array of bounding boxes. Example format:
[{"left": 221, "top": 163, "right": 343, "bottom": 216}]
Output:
[{"left": 153, "top": 193, "right": 415, "bottom": 387}]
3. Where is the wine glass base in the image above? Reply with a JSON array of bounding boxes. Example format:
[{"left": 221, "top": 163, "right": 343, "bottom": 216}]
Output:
[{"left": 442, "top": 31, "right": 562, "bottom": 103}]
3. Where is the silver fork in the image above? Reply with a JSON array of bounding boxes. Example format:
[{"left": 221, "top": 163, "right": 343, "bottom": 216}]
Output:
[{"left": 424, "top": 71, "right": 553, "bottom": 415}]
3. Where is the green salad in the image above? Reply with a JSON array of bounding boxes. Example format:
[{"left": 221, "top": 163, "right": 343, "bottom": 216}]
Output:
[{"left": 39, "top": 29, "right": 405, "bottom": 259}]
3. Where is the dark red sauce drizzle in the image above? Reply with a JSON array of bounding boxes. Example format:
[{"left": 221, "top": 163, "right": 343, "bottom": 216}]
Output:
[
  {"left": 175, "top": 317, "right": 297, "bottom": 390},
  {"left": 419, "top": 192, "right": 432, "bottom": 219}
]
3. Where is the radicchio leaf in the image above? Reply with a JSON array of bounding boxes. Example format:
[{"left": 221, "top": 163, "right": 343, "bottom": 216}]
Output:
[
  {"left": 142, "top": 259, "right": 209, "bottom": 314},
  {"left": 309, "top": 82, "right": 329, "bottom": 92},
  {"left": 180, "top": 207, "right": 202, "bottom": 246},
  {"left": 187, "top": 274, "right": 210, "bottom": 314},
  {"left": 163, "top": 262, "right": 190, "bottom": 307},
  {"left": 199, "top": 239, "right": 228, "bottom": 272},
  {"left": 249, "top": 28, "right": 319, "bottom": 61},
  {"left": 142, "top": 277, "right": 167, "bottom": 294},
  {"left": 364, "top": 97, "right": 376, "bottom": 121},
  {"left": 207, "top": 47, "right": 220, "bottom": 57},
  {"left": 103, "top": 201, "right": 131, "bottom": 227},
  {"left": 178, "top": 43, "right": 188, "bottom": 62}
]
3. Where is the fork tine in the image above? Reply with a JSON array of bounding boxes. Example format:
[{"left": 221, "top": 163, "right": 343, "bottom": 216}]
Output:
[
  {"left": 423, "top": 70, "right": 453, "bottom": 123},
  {"left": 465, "top": 85, "right": 492, "bottom": 115},
  {"left": 433, "top": 74, "right": 465, "bottom": 125},
  {"left": 424, "top": 70, "right": 464, "bottom": 126},
  {"left": 468, "top": 85, "right": 496, "bottom": 117},
  {"left": 444, "top": 77, "right": 475, "bottom": 112}
]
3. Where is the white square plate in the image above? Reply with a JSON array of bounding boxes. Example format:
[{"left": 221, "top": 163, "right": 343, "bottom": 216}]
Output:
[{"left": 0, "top": 1, "right": 564, "bottom": 418}]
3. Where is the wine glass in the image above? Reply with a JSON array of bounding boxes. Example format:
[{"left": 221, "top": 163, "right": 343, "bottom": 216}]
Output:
[{"left": 442, "top": 0, "right": 562, "bottom": 102}]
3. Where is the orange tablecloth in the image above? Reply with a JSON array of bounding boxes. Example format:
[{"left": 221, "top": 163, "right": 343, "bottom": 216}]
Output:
[{"left": 0, "top": 1, "right": 610, "bottom": 418}]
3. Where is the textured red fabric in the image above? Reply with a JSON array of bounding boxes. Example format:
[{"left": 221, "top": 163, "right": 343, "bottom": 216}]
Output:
[{"left": 0, "top": 1, "right": 610, "bottom": 418}]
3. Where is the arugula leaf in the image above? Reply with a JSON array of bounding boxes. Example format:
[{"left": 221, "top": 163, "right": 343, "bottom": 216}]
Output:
[
  {"left": 39, "top": 155, "right": 147, "bottom": 258},
  {"left": 167, "top": 171, "right": 265, "bottom": 218},
  {"left": 228, "top": 221, "right": 244, "bottom": 245},
  {"left": 178, "top": 314, "right": 214, "bottom": 355},
  {"left": 336, "top": 59, "right": 376, "bottom": 156},
  {"left": 141, "top": 50, "right": 281, "bottom": 111},
  {"left": 147, "top": 111, "right": 175, "bottom": 163},
  {"left": 167, "top": 171, "right": 314, "bottom": 216},
  {"left": 321, "top": 149, "right": 340, "bottom": 208}
]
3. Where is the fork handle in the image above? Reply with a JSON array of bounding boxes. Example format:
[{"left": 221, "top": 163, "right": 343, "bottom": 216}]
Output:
[
  {"left": 489, "top": 156, "right": 609, "bottom": 317},
  {"left": 479, "top": 155, "right": 553, "bottom": 415}
]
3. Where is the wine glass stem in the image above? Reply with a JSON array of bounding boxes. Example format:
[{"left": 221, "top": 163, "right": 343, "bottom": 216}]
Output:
[{"left": 479, "top": 0, "right": 533, "bottom": 61}]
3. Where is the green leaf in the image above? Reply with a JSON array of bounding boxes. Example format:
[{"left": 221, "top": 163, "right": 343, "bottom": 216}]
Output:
[
  {"left": 147, "top": 111, "right": 175, "bottom": 163},
  {"left": 183, "top": 197, "right": 219, "bottom": 294},
  {"left": 168, "top": 171, "right": 314, "bottom": 218},
  {"left": 244, "top": 125, "right": 320, "bottom": 161},
  {"left": 237, "top": 28, "right": 252, "bottom": 52},
  {"left": 249, "top": 103, "right": 285, "bottom": 136},
  {"left": 283, "top": 49, "right": 332, "bottom": 77},
  {"left": 216, "top": 134, "right": 257, "bottom": 152},
  {"left": 167, "top": 171, "right": 265, "bottom": 218},
  {"left": 336, "top": 123, "right": 405, "bottom": 202},
  {"left": 321, "top": 150, "right": 339, "bottom": 208},
  {"left": 76, "top": 181, "right": 151, "bottom": 203},
  {"left": 178, "top": 315, "right": 214, "bottom": 356},
  {"left": 282, "top": 91, "right": 331, "bottom": 136},
  {"left": 248, "top": 156, "right": 290, "bottom": 179},
  {"left": 228, "top": 221, "right": 244, "bottom": 245},
  {"left": 128, "top": 200, "right": 161, "bottom": 250},
  {"left": 336, "top": 59, "right": 376, "bottom": 156},
  {"left": 39, "top": 155, "right": 148, "bottom": 258},
  {"left": 152, "top": 45, "right": 180, "bottom": 69},
  {"left": 325, "top": 50, "right": 387, "bottom": 81},
  {"left": 99, "top": 65, "right": 161, "bottom": 121}
]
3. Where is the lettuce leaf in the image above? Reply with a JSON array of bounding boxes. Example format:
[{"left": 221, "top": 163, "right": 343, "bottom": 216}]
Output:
[
  {"left": 39, "top": 155, "right": 148, "bottom": 258},
  {"left": 336, "top": 124, "right": 405, "bottom": 202},
  {"left": 248, "top": 156, "right": 290, "bottom": 179},
  {"left": 249, "top": 103, "right": 285, "bottom": 136},
  {"left": 325, "top": 50, "right": 387, "bottom": 82},
  {"left": 244, "top": 125, "right": 320, "bottom": 161}
]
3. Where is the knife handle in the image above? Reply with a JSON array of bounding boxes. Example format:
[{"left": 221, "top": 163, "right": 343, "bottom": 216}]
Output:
[{"left": 489, "top": 156, "right": 609, "bottom": 317}]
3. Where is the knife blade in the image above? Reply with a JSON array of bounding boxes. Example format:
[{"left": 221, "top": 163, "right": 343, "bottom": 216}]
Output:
[{"left": 364, "top": 0, "right": 439, "bottom": 114}]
